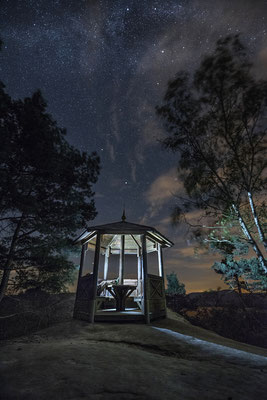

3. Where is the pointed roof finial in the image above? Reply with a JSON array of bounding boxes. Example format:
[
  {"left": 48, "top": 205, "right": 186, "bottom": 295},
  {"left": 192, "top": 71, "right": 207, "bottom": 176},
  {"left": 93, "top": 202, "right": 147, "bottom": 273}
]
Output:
[{"left": 121, "top": 204, "right": 126, "bottom": 222}]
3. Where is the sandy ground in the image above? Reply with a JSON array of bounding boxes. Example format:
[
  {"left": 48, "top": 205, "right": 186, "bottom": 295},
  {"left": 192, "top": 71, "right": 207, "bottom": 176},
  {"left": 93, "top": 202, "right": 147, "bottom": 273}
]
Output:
[{"left": 1, "top": 310, "right": 267, "bottom": 400}]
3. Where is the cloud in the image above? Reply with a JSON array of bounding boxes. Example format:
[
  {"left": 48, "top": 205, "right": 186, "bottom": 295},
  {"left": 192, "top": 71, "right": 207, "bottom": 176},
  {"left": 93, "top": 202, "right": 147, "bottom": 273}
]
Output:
[
  {"left": 129, "top": 159, "right": 137, "bottom": 182},
  {"left": 164, "top": 245, "right": 224, "bottom": 292},
  {"left": 158, "top": 216, "right": 172, "bottom": 226},
  {"left": 94, "top": 192, "right": 105, "bottom": 198},
  {"left": 110, "top": 102, "right": 121, "bottom": 142},
  {"left": 106, "top": 140, "right": 115, "bottom": 162},
  {"left": 256, "top": 47, "right": 267, "bottom": 78},
  {"left": 144, "top": 168, "right": 184, "bottom": 218},
  {"left": 129, "top": 101, "right": 166, "bottom": 165}
]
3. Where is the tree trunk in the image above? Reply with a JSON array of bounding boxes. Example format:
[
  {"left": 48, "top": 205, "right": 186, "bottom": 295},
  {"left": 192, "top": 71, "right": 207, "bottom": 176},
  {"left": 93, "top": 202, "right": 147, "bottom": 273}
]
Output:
[
  {"left": 0, "top": 216, "right": 24, "bottom": 303},
  {"left": 232, "top": 204, "right": 267, "bottom": 273},
  {"left": 234, "top": 274, "right": 246, "bottom": 311},
  {"left": 0, "top": 268, "right": 12, "bottom": 303},
  {"left": 234, "top": 274, "right": 242, "bottom": 295},
  {"left": 247, "top": 191, "right": 267, "bottom": 253}
]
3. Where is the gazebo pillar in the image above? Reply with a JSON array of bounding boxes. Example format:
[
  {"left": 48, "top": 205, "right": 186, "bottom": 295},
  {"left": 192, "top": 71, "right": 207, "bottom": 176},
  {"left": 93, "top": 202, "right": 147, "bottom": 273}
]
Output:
[
  {"left": 137, "top": 247, "right": 142, "bottom": 296},
  {"left": 78, "top": 243, "right": 87, "bottom": 281},
  {"left": 119, "top": 234, "right": 125, "bottom": 284},
  {"left": 158, "top": 242, "right": 167, "bottom": 315},
  {"left": 157, "top": 243, "right": 165, "bottom": 285},
  {"left": 74, "top": 243, "right": 87, "bottom": 308},
  {"left": 141, "top": 234, "right": 150, "bottom": 324},
  {"left": 103, "top": 246, "right": 110, "bottom": 280},
  {"left": 89, "top": 232, "right": 101, "bottom": 323}
]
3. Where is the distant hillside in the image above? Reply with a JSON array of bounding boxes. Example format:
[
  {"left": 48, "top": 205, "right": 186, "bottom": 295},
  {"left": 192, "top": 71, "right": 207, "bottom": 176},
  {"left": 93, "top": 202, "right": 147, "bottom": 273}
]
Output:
[
  {"left": 0, "top": 291, "right": 75, "bottom": 340},
  {"left": 166, "top": 290, "right": 267, "bottom": 349},
  {"left": 168, "top": 290, "right": 267, "bottom": 309}
]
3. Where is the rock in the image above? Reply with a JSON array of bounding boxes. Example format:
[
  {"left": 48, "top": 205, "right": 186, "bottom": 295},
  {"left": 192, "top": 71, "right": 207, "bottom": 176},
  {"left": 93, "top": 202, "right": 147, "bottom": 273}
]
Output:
[{"left": 0, "top": 311, "right": 266, "bottom": 400}]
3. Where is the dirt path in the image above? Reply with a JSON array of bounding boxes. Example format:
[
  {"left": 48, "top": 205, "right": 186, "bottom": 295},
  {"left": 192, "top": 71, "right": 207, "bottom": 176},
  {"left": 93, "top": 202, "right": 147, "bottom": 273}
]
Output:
[{"left": 1, "top": 310, "right": 266, "bottom": 400}]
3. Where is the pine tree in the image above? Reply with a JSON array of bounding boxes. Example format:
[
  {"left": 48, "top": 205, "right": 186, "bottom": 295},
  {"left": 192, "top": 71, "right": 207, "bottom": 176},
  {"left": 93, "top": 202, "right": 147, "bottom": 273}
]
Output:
[
  {"left": 166, "top": 272, "right": 186, "bottom": 295},
  {"left": 0, "top": 87, "right": 100, "bottom": 301}
]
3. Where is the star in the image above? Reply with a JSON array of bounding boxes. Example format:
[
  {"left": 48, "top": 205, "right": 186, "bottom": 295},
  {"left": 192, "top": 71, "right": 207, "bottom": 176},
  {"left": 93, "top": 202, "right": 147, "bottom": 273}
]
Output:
[{"left": 1, "top": 0, "right": 266, "bottom": 292}]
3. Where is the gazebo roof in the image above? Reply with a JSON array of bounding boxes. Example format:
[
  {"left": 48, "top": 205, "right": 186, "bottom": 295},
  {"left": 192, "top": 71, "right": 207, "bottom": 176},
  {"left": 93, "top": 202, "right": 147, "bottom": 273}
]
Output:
[{"left": 75, "top": 220, "right": 173, "bottom": 251}]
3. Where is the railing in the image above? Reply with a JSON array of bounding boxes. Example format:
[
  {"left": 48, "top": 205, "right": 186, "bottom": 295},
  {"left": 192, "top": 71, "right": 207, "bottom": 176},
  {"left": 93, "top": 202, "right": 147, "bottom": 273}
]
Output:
[
  {"left": 97, "top": 278, "right": 140, "bottom": 298},
  {"left": 147, "top": 274, "right": 166, "bottom": 318}
]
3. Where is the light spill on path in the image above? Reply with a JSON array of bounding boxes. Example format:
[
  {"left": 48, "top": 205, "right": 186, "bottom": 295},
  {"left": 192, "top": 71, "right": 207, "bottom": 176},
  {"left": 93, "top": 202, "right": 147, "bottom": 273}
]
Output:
[{"left": 153, "top": 327, "right": 267, "bottom": 366}]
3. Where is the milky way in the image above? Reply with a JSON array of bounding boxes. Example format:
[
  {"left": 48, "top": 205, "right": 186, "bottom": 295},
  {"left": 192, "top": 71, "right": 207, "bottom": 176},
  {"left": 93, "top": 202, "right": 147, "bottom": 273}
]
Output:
[{"left": 1, "top": 0, "right": 267, "bottom": 291}]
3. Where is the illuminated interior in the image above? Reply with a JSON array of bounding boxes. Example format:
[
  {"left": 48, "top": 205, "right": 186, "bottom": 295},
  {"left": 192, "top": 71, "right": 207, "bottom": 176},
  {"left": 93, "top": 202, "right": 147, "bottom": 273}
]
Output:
[{"left": 73, "top": 219, "right": 173, "bottom": 322}]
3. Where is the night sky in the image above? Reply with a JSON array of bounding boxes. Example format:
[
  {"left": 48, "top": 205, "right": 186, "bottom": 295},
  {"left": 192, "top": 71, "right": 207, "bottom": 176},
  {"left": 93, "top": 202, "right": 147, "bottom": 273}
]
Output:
[{"left": 1, "top": 0, "right": 267, "bottom": 292}]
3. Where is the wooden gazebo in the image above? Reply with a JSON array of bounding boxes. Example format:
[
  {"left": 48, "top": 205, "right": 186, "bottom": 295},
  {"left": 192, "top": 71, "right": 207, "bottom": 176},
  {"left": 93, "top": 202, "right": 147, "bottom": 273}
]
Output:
[{"left": 73, "top": 214, "right": 173, "bottom": 323}]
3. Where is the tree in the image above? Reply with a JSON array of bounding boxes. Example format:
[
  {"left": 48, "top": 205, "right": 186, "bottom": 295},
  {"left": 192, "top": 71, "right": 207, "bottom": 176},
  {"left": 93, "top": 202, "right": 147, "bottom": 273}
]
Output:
[
  {"left": 207, "top": 211, "right": 267, "bottom": 293},
  {"left": 166, "top": 272, "right": 186, "bottom": 295},
  {"left": 0, "top": 87, "right": 100, "bottom": 301},
  {"left": 212, "top": 255, "right": 267, "bottom": 294},
  {"left": 156, "top": 35, "right": 267, "bottom": 273}
]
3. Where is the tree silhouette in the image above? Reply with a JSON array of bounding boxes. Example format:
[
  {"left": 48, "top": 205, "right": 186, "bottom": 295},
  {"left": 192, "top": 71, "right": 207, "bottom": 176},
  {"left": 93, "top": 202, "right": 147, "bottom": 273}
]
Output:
[
  {"left": 0, "top": 84, "right": 100, "bottom": 301},
  {"left": 157, "top": 35, "right": 267, "bottom": 273},
  {"left": 166, "top": 272, "right": 186, "bottom": 295}
]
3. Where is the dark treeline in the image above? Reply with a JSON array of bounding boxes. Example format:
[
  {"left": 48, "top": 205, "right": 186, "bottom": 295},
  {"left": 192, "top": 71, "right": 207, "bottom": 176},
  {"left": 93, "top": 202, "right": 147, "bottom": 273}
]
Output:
[{"left": 0, "top": 38, "right": 100, "bottom": 302}]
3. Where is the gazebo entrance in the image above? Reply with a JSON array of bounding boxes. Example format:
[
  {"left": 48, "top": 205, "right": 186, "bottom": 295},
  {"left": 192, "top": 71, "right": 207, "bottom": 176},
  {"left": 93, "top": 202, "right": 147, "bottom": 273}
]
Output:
[{"left": 73, "top": 215, "right": 173, "bottom": 323}]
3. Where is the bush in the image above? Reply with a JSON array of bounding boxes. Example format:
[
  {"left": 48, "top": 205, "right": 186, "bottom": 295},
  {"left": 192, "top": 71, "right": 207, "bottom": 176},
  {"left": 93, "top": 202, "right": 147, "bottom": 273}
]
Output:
[{"left": 166, "top": 272, "right": 186, "bottom": 295}]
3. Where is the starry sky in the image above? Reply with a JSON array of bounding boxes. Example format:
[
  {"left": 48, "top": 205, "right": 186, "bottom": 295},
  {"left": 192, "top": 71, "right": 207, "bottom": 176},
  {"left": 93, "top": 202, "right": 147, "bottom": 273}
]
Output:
[{"left": 1, "top": 0, "right": 267, "bottom": 292}]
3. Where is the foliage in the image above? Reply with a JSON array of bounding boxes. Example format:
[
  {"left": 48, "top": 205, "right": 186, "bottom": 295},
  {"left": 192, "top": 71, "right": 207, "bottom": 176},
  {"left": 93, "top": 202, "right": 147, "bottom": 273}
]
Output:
[
  {"left": 0, "top": 291, "right": 75, "bottom": 340},
  {"left": 203, "top": 287, "right": 222, "bottom": 293},
  {"left": 166, "top": 272, "right": 186, "bottom": 295},
  {"left": 181, "top": 306, "right": 267, "bottom": 348},
  {"left": 11, "top": 255, "right": 76, "bottom": 294},
  {"left": 212, "top": 255, "right": 267, "bottom": 293},
  {"left": 206, "top": 209, "right": 267, "bottom": 293},
  {"left": 157, "top": 34, "right": 267, "bottom": 274},
  {"left": 205, "top": 211, "right": 249, "bottom": 256},
  {"left": 0, "top": 43, "right": 100, "bottom": 299},
  {"left": 166, "top": 289, "right": 267, "bottom": 349}
]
